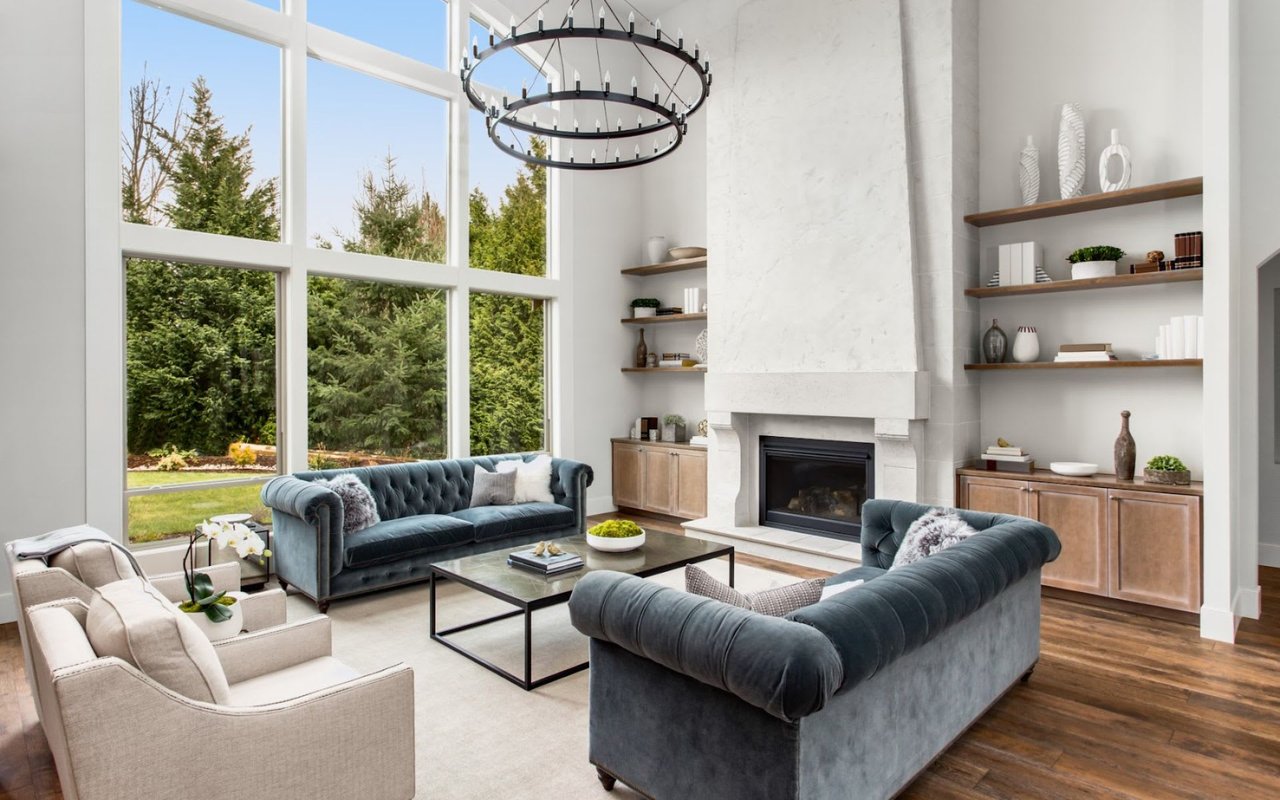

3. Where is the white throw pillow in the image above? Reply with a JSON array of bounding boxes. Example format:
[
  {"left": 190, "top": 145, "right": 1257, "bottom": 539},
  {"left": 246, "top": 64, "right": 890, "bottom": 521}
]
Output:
[
  {"left": 820, "top": 579, "right": 864, "bottom": 600},
  {"left": 891, "top": 509, "right": 979, "bottom": 569},
  {"left": 496, "top": 455, "right": 555, "bottom": 504}
]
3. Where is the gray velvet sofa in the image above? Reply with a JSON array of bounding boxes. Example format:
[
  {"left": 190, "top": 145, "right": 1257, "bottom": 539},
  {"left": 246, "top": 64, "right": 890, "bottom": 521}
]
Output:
[
  {"left": 262, "top": 454, "right": 593, "bottom": 610},
  {"left": 568, "top": 499, "right": 1060, "bottom": 800}
]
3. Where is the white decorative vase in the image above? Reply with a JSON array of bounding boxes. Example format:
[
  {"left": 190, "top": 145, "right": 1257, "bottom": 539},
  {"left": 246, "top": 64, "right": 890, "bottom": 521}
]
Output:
[
  {"left": 632, "top": 307, "right": 657, "bottom": 318},
  {"left": 646, "top": 236, "right": 668, "bottom": 263},
  {"left": 1057, "top": 103, "right": 1086, "bottom": 199},
  {"left": 1071, "top": 260, "right": 1118, "bottom": 280},
  {"left": 586, "top": 530, "right": 646, "bottom": 552},
  {"left": 1018, "top": 135, "right": 1040, "bottom": 206},
  {"left": 1098, "top": 128, "right": 1132, "bottom": 192},
  {"left": 184, "top": 596, "right": 244, "bottom": 642},
  {"left": 1012, "top": 326, "right": 1040, "bottom": 363}
]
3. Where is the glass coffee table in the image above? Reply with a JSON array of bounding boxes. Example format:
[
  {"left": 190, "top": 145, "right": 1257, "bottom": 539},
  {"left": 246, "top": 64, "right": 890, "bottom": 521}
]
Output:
[{"left": 429, "top": 530, "right": 734, "bottom": 690}]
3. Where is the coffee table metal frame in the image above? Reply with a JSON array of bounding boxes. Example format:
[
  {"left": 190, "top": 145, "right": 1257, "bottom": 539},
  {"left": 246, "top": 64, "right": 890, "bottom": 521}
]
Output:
[{"left": 429, "top": 545, "right": 734, "bottom": 691}]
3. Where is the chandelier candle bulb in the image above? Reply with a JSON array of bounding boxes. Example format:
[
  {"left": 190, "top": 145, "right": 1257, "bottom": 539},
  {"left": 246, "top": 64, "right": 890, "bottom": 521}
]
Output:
[
  {"left": 573, "top": 118, "right": 580, "bottom": 131},
  {"left": 604, "top": 70, "right": 611, "bottom": 91},
  {"left": 631, "top": 76, "right": 639, "bottom": 98},
  {"left": 537, "top": 9, "right": 544, "bottom": 31},
  {"left": 567, "top": 6, "right": 574, "bottom": 27},
  {"left": 653, "top": 82, "right": 660, "bottom": 102},
  {"left": 574, "top": 69, "right": 581, "bottom": 92},
  {"left": 615, "top": 117, "right": 622, "bottom": 130},
  {"left": 634, "top": 144, "right": 641, "bottom": 159},
  {"left": 591, "top": 149, "right": 597, "bottom": 163},
  {"left": 509, "top": 15, "right": 516, "bottom": 36},
  {"left": 569, "top": 148, "right": 575, "bottom": 163},
  {"left": 628, "top": 11, "right": 635, "bottom": 34},
  {"left": 655, "top": 18, "right": 662, "bottom": 37},
  {"left": 678, "top": 28, "right": 684, "bottom": 48},
  {"left": 599, "top": 6, "right": 606, "bottom": 29},
  {"left": 595, "top": 119, "right": 601, "bottom": 132},
  {"left": 521, "top": 79, "right": 527, "bottom": 98},
  {"left": 471, "top": 35, "right": 479, "bottom": 56},
  {"left": 636, "top": 113, "right": 642, "bottom": 127},
  {"left": 487, "top": 24, "right": 495, "bottom": 45},
  {"left": 614, "top": 147, "right": 621, "bottom": 162}
]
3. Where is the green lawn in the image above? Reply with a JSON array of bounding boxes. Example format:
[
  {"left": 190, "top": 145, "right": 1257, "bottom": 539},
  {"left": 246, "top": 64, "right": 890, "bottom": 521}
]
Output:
[{"left": 127, "top": 470, "right": 272, "bottom": 544}]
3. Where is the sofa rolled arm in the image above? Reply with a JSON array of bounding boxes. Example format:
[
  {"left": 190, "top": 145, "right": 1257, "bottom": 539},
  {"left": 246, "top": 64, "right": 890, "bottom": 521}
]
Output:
[
  {"left": 569, "top": 571, "right": 844, "bottom": 723},
  {"left": 553, "top": 458, "right": 594, "bottom": 531},
  {"left": 261, "top": 475, "right": 342, "bottom": 528}
]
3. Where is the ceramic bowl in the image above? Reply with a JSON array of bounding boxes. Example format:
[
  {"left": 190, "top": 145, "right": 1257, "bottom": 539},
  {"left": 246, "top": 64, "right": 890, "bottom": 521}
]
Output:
[
  {"left": 668, "top": 246, "right": 707, "bottom": 260},
  {"left": 585, "top": 530, "right": 646, "bottom": 552},
  {"left": 1049, "top": 462, "right": 1099, "bottom": 477},
  {"left": 1070, "top": 260, "right": 1117, "bottom": 280}
]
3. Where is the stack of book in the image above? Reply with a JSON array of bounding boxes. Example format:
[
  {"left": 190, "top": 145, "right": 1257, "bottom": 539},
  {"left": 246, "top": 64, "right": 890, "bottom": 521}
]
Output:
[
  {"left": 507, "top": 548, "right": 584, "bottom": 576},
  {"left": 659, "top": 352, "right": 696, "bottom": 367},
  {"left": 981, "top": 445, "right": 1035, "bottom": 473},
  {"left": 1054, "top": 343, "right": 1117, "bottom": 363}
]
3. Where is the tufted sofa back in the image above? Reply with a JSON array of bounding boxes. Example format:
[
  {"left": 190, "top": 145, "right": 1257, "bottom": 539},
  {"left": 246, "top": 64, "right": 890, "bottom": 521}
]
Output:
[
  {"left": 294, "top": 454, "right": 570, "bottom": 520},
  {"left": 858, "top": 499, "right": 1036, "bottom": 568}
]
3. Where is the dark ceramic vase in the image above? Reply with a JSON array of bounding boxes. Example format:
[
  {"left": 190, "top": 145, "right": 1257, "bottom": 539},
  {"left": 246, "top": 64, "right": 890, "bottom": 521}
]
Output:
[
  {"left": 1114, "top": 410, "right": 1136, "bottom": 480},
  {"left": 982, "top": 319, "right": 1008, "bottom": 364},
  {"left": 635, "top": 329, "right": 648, "bottom": 368}
]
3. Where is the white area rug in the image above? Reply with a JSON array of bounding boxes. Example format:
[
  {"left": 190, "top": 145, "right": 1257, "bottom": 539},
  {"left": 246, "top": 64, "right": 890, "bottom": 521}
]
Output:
[{"left": 285, "top": 559, "right": 798, "bottom": 800}]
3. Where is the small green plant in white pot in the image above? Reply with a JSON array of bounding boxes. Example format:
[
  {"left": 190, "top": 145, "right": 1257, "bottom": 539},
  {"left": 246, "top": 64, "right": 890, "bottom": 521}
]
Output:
[
  {"left": 1144, "top": 455, "right": 1191, "bottom": 486},
  {"left": 180, "top": 520, "right": 271, "bottom": 641},
  {"left": 1067, "top": 245, "right": 1125, "bottom": 280},
  {"left": 586, "top": 519, "right": 646, "bottom": 552},
  {"left": 630, "top": 298, "right": 660, "bottom": 318},
  {"left": 662, "top": 414, "right": 686, "bottom": 442}
]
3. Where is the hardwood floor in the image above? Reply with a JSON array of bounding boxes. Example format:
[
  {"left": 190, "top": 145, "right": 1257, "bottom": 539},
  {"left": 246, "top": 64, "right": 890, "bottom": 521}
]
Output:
[{"left": 3, "top": 517, "right": 1277, "bottom": 799}]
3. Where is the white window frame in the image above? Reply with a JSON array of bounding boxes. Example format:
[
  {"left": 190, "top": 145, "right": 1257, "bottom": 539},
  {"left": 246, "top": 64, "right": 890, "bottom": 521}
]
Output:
[{"left": 85, "top": 0, "right": 574, "bottom": 542}]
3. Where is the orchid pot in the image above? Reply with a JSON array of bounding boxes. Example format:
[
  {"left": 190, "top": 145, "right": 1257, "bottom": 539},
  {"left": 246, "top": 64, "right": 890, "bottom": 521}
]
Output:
[{"left": 181, "top": 519, "right": 270, "bottom": 640}]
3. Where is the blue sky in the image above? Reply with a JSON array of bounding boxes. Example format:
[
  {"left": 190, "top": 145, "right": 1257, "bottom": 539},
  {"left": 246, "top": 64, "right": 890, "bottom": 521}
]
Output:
[{"left": 122, "top": 1, "right": 537, "bottom": 247}]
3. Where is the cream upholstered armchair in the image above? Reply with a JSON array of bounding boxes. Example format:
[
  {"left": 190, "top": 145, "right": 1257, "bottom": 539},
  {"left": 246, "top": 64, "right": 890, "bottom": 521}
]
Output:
[
  {"left": 25, "top": 583, "right": 415, "bottom": 800},
  {"left": 6, "top": 539, "right": 286, "bottom": 722}
]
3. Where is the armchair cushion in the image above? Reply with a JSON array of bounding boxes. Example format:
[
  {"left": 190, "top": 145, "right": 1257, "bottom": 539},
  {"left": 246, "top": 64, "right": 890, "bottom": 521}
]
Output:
[
  {"left": 226, "top": 656, "right": 360, "bottom": 706},
  {"left": 48, "top": 541, "right": 137, "bottom": 586},
  {"left": 343, "top": 515, "right": 475, "bottom": 569},
  {"left": 86, "top": 577, "right": 231, "bottom": 704},
  {"left": 448, "top": 502, "right": 574, "bottom": 542}
]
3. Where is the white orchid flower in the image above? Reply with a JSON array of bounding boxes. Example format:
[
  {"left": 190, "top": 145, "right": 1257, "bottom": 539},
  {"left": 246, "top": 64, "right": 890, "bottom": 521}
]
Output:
[
  {"left": 235, "top": 531, "right": 266, "bottom": 559},
  {"left": 196, "top": 520, "right": 220, "bottom": 541}
]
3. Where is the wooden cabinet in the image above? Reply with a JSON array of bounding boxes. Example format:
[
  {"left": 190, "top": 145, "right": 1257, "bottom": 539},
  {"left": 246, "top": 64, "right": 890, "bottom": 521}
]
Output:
[
  {"left": 611, "top": 439, "right": 708, "bottom": 520},
  {"left": 958, "top": 468, "right": 1202, "bottom": 612}
]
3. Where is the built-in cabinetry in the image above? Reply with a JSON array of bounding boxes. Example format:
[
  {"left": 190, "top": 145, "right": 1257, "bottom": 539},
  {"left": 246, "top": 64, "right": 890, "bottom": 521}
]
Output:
[
  {"left": 611, "top": 438, "right": 707, "bottom": 520},
  {"left": 957, "top": 467, "right": 1202, "bottom": 612}
]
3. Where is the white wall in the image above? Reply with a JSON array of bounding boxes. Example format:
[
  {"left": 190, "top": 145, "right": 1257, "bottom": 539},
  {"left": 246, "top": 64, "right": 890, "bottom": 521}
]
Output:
[
  {"left": 1258, "top": 262, "right": 1280, "bottom": 567},
  {"left": 976, "top": 0, "right": 1205, "bottom": 476},
  {"left": 0, "top": 0, "right": 89, "bottom": 620}
]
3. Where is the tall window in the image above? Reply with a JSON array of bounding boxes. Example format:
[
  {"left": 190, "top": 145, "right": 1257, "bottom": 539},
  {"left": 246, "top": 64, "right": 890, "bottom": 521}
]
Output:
[{"left": 110, "top": 1, "right": 561, "bottom": 545}]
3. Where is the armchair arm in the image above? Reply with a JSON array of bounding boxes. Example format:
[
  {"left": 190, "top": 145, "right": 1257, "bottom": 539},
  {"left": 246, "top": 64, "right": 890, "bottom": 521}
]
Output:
[
  {"left": 213, "top": 615, "right": 332, "bottom": 684},
  {"left": 149, "top": 561, "right": 241, "bottom": 601},
  {"left": 236, "top": 588, "right": 287, "bottom": 631},
  {"left": 49, "top": 659, "right": 415, "bottom": 800},
  {"left": 568, "top": 571, "right": 843, "bottom": 722}
]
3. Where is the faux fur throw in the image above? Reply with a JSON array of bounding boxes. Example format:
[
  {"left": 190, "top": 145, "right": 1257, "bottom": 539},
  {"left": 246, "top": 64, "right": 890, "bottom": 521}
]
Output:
[
  {"left": 314, "top": 474, "right": 380, "bottom": 535},
  {"left": 685, "top": 564, "right": 825, "bottom": 617},
  {"left": 891, "top": 508, "right": 979, "bottom": 569}
]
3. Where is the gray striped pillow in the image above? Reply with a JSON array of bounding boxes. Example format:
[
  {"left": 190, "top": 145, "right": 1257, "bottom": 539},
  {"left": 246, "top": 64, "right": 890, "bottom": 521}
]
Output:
[{"left": 684, "top": 564, "right": 825, "bottom": 617}]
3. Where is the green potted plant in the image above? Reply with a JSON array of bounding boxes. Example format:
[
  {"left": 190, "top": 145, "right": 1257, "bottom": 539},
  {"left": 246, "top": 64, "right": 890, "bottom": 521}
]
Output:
[
  {"left": 630, "top": 297, "right": 660, "bottom": 319},
  {"left": 586, "top": 518, "right": 646, "bottom": 552},
  {"left": 181, "top": 520, "right": 271, "bottom": 641},
  {"left": 662, "top": 414, "right": 686, "bottom": 442},
  {"left": 1144, "top": 455, "right": 1191, "bottom": 486},
  {"left": 1067, "top": 245, "right": 1126, "bottom": 280}
]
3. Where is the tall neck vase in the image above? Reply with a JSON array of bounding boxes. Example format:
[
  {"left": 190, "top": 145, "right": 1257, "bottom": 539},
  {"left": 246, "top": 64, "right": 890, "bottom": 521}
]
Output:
[
  {"left": 1114, "top": 410, "right": 1136, "bottom": 480},
  {"left": 634, "top": 329, "right": 648, "bottom": 368},
  {"left": 1019, "top": 135, "right": 1040, "bottom": 206}
]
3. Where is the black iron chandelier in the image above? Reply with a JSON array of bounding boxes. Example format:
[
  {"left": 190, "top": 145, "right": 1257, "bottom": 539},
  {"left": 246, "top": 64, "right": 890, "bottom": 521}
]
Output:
[{"left": 460, "top": 0, "right": 712, "bottom": 170}]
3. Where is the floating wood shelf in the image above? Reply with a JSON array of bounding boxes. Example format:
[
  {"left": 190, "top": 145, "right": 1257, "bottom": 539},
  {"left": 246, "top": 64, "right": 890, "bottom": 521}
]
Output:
[
  {"left": 621, "top": 367, "right": 707, "bottom": 373},
  {"left": 621, "top": 256, "right": 708, "bottom": 276},
  {"left": 621, "top": 312, "right": 707, "bottom": 325},
  {"left": 965, "top": 359, "right": 1202, "bottom": 371},
  {"left": 966, "top": 268, "right": 1203, "bottom": 299},
  {"left": 963, "top": 177, "right": 1203, "bottom": 228}
]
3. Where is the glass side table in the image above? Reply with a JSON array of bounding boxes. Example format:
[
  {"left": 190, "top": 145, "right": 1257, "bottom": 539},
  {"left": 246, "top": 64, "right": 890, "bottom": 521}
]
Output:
[{"left": 205, "top": 521, "right": 272, "bottom": 590}]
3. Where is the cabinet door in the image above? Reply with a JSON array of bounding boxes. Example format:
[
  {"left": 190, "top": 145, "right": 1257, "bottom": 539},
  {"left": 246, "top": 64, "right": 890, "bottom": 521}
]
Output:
[
  {"left": 1028, "top": 483, "right": 1108, "bottom": 595},
  {"left": 1108, "top": 490, "right": 1202, "bottom": 611},
  {"left": 641, "top": 448, "right": 674, "bottom": 514},
  {"left": 612, "top": 444, "right": 644, "bottom": 509},
  {"left": 958, "top": 476, "right": 1028, "bottom": 517},
  {"left": 673, "top": 450, "right": 708, "bottom": 519}
]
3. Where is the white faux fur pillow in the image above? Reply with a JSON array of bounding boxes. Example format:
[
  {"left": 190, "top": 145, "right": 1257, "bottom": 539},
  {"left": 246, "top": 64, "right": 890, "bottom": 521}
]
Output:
[
  {"left": 496, "top": 455, "right": 555, "bottom": 504},
  {"left": 891, "top": 509, "right": 979, "bottom": 569}
]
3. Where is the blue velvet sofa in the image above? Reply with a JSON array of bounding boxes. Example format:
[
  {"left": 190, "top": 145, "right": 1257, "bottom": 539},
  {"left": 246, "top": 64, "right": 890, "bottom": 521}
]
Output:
[
  {"left": 568, "top": 499, "right": 1060, "bottom": 800},
  {"left": 262, "top": 454, "right": 593, "bottom": 610}
]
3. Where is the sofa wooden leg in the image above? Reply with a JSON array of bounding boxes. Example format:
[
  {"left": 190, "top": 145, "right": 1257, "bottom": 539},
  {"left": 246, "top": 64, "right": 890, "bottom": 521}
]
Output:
[
  {"left": 276, "top": 578, "right": 289, "bottom": 593},
  {"left": 596, "top": 766, "right": 616, "bottom": 792},
  {"left": 1021, "top": 664, "right": 1036, "bottom": 684},
  {"left": 317, "top": 599, "right": 330, "bottom": 614}
]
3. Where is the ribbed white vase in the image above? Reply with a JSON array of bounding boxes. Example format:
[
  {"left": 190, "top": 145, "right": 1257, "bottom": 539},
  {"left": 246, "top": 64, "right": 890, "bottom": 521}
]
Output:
[
  {"left": 1018, "top": 136, "right": 1040, "bottom": 206},
  {"left": 1057, "top": 103, "right": 1086, "bottom": 199}
]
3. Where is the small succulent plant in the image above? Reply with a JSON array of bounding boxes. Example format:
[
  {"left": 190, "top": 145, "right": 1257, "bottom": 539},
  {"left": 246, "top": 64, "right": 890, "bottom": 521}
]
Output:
[
  {"left": 588, "top": 519, "right": 644, "bottom": 538},
  {"left": 1146, "top": 455, "right": 1188, "bottom": 472},
  {"left": 629, "top": 298, "right": 661, "bottom": 308},
  {"left": 663, "top": 414, "right": 685, "bottom": 425},
  {"left": 1067, "top": 245, "right": 1125, "bottom": 264}
]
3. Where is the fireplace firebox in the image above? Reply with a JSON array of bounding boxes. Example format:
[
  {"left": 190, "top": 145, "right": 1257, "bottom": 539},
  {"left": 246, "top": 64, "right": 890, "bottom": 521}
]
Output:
[{"left": 759, "top": 436, "right": 874, "bottom": 542}]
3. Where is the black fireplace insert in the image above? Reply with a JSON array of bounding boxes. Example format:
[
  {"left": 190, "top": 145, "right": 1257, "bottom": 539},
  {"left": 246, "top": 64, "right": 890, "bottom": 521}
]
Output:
[{"left": 759, "top": 436, "right": 874, "bottom": 542}]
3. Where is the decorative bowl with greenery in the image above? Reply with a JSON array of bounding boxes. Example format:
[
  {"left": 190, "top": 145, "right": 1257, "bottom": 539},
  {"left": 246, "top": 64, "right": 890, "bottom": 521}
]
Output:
[
  {"left": 1067, "top": 245, "right": 1126, "bottom": 280},
  {"left": 180, "top": 520, "right": 271, "bottom": 640},
  {"left": 586, "top": 519, "right": 647, "bottom": 552},
  {"left": 662, "top": 413, "right": 686, "bottom": 442},
  {"left": 1143, "top": 455, "right": 1191, "bottom": 486},
  {"left": 630, "top": 297, "right": 661, "bottom": 318}
]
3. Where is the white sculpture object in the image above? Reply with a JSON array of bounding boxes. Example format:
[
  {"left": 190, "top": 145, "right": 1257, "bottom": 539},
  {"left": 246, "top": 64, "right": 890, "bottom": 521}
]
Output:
[
  {"left": 1098, "top": 128, "right": 1132, "bottom": 192},
  {"left": 1057, "top": 103, "right": 1086, "bottom": 199},
  {"left": 1018, "top": 135, "right": 1040, "bottom": 206}
]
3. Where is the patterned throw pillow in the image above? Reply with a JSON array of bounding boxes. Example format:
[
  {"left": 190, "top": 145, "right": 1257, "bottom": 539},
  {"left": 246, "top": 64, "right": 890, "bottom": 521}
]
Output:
[
  {"left": 496, "top": 455, "right": 555, "bottom": 504},
  {"left": 891, "top": 508, "right": 979, "bottom": 570},
  {"left": 684, "top": 564, "right": 825, "bottom": 617},
  {"left": 314, "top": 474, "right": 380, "bottom": 534},
  {"left": 471, "top": 465, "right": 517, "bottom": 508}
]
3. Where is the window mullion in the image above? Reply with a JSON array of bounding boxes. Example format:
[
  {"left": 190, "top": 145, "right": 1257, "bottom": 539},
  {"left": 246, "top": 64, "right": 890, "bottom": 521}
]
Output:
[{"left": 281, "top": 0, "right": 310, "bottom": 475}]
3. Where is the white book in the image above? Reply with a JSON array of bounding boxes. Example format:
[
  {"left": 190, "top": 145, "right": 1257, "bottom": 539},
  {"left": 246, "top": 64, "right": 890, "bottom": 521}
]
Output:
[
  {"left": 1158, "top": 325, "right": 1169, "bottom": 359},
  {"left": 683, "top": 288, "right": 690, "bottom": 312},
  {"left": 998, "top": 244, "right": 1012, "bottom": 287},
  {"left": 1197, "top": 315, "right": 1205, "bottom": 358},
  {"left": 690, "top": 287, "right": 702, "bottom": 313},
  {"left": 1021, "top": 241, "right": 1040, "bottom": 285},
  {"left": 1010, "top": 244, "right": 1024, "bottom": 285},
  {"left": 1182, "top": 315, "right": 1198, "bottom": 361},
  {"left": 982, "top": 453, "right": 1034, "bottom": 463},
  {"left": 1170, "top": 315, "right": 1186, "bottom": 359},
  {"left": 1054, "top": 352, "right": 1115, "bottom": 362}
]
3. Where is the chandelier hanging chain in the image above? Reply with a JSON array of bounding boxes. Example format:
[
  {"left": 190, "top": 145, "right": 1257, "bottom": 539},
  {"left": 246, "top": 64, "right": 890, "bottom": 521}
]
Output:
[{"left": 461, "top": 0, "right": 711, "bottom": 170}]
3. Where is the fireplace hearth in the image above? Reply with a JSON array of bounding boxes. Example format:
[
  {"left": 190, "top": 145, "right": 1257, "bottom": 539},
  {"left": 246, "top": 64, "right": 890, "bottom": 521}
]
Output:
[{"left": 759, "top": 436, "right": 874, "bottom": 542}]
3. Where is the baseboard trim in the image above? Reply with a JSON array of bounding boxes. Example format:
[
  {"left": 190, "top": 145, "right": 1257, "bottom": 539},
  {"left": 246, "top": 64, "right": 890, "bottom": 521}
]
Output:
[
  {"left": 0, "top": 592, "right": 15, "bottom": 625},
  {"left": 586, "top": 495, "right": 616, "bottom": 517},
  {"left": 1198, "top": 603, "right": 1239, "bottom": 642},
  {"left": 1259, "top": 542, "right": 1280, "bottom": 568},
  {"left": 1233, "top": 584, "right": 1262, "bottom": 620}
]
